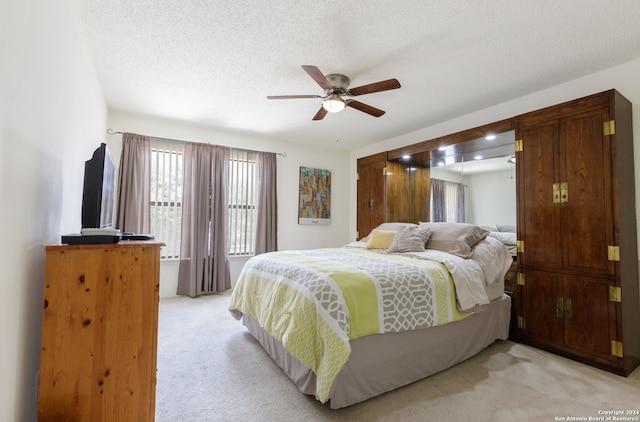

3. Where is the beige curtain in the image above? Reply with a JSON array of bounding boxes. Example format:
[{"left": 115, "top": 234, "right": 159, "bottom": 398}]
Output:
[
  {"left": 177, "top": 143, "right": 231, "bottom": 297},
  {"left": 115, "top": 133, "right": 151, "bottom": 233},
  {"left": 254, "top": 152, "right": 278, "bottom": 255}
]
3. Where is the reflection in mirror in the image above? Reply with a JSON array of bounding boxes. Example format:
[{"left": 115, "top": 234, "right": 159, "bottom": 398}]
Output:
[{"left": 429, "top": 130, "right": 516, "bottom": 232}]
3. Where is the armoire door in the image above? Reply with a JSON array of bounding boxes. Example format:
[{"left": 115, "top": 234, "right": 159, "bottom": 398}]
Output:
[
  {"left": 518, "top": 104, "right": 615, "bottom": 275},
  {"left": 524, "top": 272, "right": 619, "bottom": 365},
  {"left": 517, "top": 121, "right": 563, "bottom": 271},
  {"left": 357, "top": 152, "right": 386, "bottom": 239},
  {"left": 559, "top": 108, "right": 616, "bottom": 276},
  {"left": 520, "top": 269, "right": 564, "bottom": 346},
  {"left": 562, "top": 275, "right": 618, "bottom": 365}
]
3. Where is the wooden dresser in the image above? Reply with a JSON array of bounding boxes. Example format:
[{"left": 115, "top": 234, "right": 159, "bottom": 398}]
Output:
[{"left": 38, "top": 241, "right": 163, "bottom": 422}]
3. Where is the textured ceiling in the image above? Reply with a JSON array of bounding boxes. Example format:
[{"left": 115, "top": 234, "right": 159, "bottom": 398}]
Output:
[{"left": 75, "top": 0, "right": 640, "bottom": 150}]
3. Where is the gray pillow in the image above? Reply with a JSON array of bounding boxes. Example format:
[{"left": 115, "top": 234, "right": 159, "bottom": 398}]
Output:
[
  {"left": 419, "top": 222, "right": 490, "bottom": 258},
  {"left": 388, "top": 225, "right": 432, "bottom": 253}
]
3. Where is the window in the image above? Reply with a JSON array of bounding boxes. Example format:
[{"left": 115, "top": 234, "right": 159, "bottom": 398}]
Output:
[
  {"left": 149, "top": 141, "right": 260, "bottom": 259},
  {"left": 228, "top": 149, "right": 259, "bottom": 256},
  {"left": 150, "top": 140, "right": 184, "bottom": 259}
]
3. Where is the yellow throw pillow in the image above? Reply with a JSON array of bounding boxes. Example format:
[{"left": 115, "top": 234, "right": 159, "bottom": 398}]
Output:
[{"left": 365, "top": 229, "right": 396, "bottom": 249}]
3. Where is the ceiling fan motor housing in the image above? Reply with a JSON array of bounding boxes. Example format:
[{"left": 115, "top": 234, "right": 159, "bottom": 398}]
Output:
[{"left": 325, "top": 74, "right": 350, "bottom": 94}]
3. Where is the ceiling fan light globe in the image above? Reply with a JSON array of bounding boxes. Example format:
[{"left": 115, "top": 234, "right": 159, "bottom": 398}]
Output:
[{"left": 322, "top": 96, "right": 346, "bottom": 113}]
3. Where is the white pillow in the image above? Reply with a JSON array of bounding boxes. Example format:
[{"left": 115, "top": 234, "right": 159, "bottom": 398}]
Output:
[{"left": 488, "top": 231, "right": 517, "bottom": 246}]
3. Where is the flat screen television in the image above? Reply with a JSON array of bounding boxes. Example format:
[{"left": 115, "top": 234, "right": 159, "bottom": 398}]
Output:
[{"left": 81, "top": 143, "right": 116, "bottom": 229}]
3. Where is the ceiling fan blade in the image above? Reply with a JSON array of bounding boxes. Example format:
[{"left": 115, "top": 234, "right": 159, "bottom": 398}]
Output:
[
  {"left": 347, "top": 100, "right": 385, "bottom": 117},
  {"left": 349, "top": 79, "right": 401, "bottom": 96},
  {"left": 312, "top": 107, "right": 328, "bottom": 121},
  {"left": 267, "top": 95, "right": 320, "bottom": 99},
  {"left": 302, "top": 65, "right": 334, "bottom": 91}
]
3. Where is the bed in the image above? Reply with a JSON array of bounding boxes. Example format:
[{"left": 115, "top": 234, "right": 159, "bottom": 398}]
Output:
[{"left": 229, "top": 222, "right": 513, "bottom": 408}]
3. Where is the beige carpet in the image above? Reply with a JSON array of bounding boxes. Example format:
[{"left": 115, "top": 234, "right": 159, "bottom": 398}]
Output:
[{"left": 155, "top": 292, "right": 640, "bottom": 422}]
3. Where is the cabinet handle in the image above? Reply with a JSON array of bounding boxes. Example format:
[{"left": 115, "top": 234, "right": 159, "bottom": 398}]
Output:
[
  {"left": 560, "top": 182, "right": 568, "bottom": 203},
  {"left": 563, "top": 297, "right": 572, "bottom": 319},
  {"left": 553, "top": 183, "right": 561, "bottom": 204},
  {"left": 555, "top": 297, "right": 573, "bottom": 319},
  {"left": 553, "top": 182, "right": 569, "bottom": 203},
  {"left": 556, "top": 296, "right": 564, "bottom": 318}
]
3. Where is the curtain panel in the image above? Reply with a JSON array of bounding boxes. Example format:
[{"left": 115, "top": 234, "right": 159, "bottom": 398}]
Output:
[
  {"left": 430, "top": 178, "right": 447, "bottom": 222},
  {"left": 254, "top": 152, "right": 278, "bottom": 255},
  {"left": 177, "top": 143, "right": 231, "bottom": 297},
  {"left": 115, "top": 133, "right": 151, "bottom": 233}
]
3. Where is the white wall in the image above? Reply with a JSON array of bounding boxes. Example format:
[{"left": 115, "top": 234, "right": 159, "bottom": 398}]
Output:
[
  {"left": 464, "top": 169, "right": 517, "bottom": 228},
  {"left": 106, "top": 112, "right": 351, "bottom": 296},
  {"left": 349, "top": 58, "right": 640, "bottom": 250},
  {"left": 0, "top": 1, "right": 107, "bottom": 421}
]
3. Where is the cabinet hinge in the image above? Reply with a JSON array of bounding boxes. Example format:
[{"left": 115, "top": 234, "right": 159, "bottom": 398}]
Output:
[
  {"left": 383, "top": 167, "right": 387, "bottom": 176},
  {"left": 515, "top": 139, "right": 523, "bottom": 152},
  {"left": 611, "top": 340, "right": 624, "bottom": 358},
  {"left": 517, "top": 272, "right": 525, "bottom": 286},
  {"left": 516, "top": 240, "right": 525, "bottom": 253},
  {"left": 608, "top": 245, "right": 620, "bottom": 261},
  {"left": 603, "top": 120, "right": 616, "bottom": 136},
  {"left": 609, "top": 286, "right": 622, "bottom": 302},
  {"left": 356, "top": 172, "right": 359, "bottom": 181},
  {"left": 517, "top": 316, "right": 526, "bottom": 330}
]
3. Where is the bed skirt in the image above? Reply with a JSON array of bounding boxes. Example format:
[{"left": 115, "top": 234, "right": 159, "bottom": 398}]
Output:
[{"left": 242, "top": 293, "right": 511, "bottom": 409}]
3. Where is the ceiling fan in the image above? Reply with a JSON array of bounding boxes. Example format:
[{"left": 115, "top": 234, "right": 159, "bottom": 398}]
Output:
[{"left": 267, "top": 65, "right": 401, "bottom": 120}]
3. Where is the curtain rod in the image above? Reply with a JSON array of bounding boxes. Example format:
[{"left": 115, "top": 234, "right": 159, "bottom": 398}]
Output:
[{"left": 106, "top": 129, "right": 287, "bottom": 157}]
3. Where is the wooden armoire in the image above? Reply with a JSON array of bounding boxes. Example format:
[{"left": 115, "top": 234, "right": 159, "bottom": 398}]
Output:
[
  {"left": 515, "top": 90, "right": 639, "bottom": 375},
  {"left": 355, "top": 89, "right": 639, "bottom": 376}
]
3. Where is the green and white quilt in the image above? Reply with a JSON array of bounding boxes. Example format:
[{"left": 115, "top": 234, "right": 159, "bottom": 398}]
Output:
[{"left": 229, "top": 247, "right": 473, "bottom": 404}]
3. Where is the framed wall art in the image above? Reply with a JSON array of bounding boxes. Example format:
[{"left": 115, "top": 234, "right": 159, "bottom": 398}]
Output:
[{"left": 298, "top": 166, "right": 331, "bottom": 225}]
